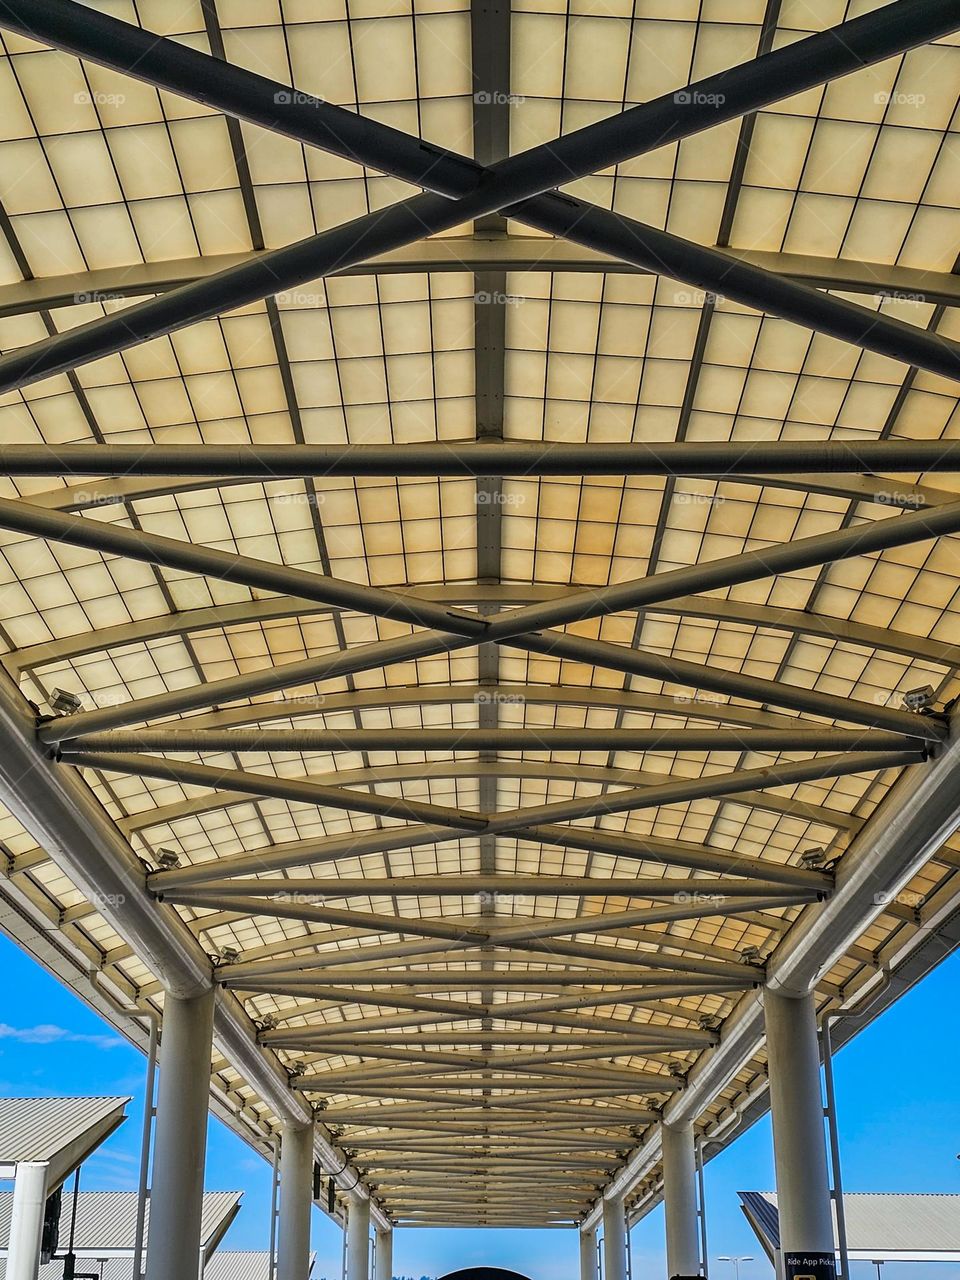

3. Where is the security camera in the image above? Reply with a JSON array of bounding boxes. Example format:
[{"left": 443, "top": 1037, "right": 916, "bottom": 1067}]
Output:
[{"left": 902, "top": 685, "right": 936, "bottom": 712}]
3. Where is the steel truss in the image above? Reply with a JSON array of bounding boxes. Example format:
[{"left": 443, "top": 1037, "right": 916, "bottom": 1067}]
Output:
[
  {"left": 0, "top": 0, "right": 959, "bottom": 388},
  {"left": 0, "top": 0, "right": 958, "bottom": 1235}
]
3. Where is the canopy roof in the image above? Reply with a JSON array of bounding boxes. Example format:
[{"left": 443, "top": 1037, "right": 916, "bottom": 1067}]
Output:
[{"left": 0, "top": 0, "right": 960, "bottom": 1231}]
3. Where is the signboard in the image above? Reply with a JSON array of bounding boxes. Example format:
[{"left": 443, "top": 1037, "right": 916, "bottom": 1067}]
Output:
[{"left": 783, "top": 1252, "right": 837, "bottom": 1280}]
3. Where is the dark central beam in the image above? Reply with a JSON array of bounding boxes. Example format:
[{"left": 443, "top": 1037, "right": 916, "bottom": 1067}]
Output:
[
  {"left": 2, "top": 440, "right": 960, "bottom": 475},
  {"left": 61, "top": 727, "right": 919, "bottom": 753}
]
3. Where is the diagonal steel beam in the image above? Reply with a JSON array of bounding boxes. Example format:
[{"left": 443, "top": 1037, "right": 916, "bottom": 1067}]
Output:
[
  {"left": 265, "top": 1043, "right": 659, "bottom": 1075},
  {"left": 223, "top": 945, "right": 759, "bottom": 985},
  {"left": 480, "top": 751, "right": 922, "bottom": 831},
  {"left": 293, "top": 1070, "right": 675, "bottom": 1090},
  {"left": 226, "top": 965, "right": 757, "bottom": 989},
  {"left": 127, "top": 760, "right": 856, "bottom": 844},
  {"left": 292, "top": 1064, "right": 677, "bottom": 1092},
  {"left": 346, "top": 1134, "right": 629, "bottom": 1147},
  {"left": 280, "top": 1048, "right": 679, "bottom": 1075},
  {"left": 12, "top": 587, "right": 957, "bottom": 681},
  {"left": 150, "top": 822, "right": 831, "bottom": 893},
  {"left": 233, "top": 981, "right": 751, "bottom": 1023},
  {"left": 0, "top": 0, "right": 958, "bottom": 390},
  {"left": 519, "top": 826, "right": 831, "bottom": 892},
  {"left": 265, "top": 1031, "right": 713, "bottom": 1051},
  {"left": 54, "top": 747, "right": 926, "bottom": 849},
  {"left": 164, "top": 887, "right": 819, "bottom": 950},
  {"left": 149, "top": 824, "right": 457, "bottom": 889},
  {"left": 293, "top": 1049, "right": 675, "bottom": 1080},
  {"left": 60, "top": 751, "right": 485, "bottom": 831},
  {"left": 182, "top": 929, "right": 756, "bottom": 987},
  {"left": 302, "top": 1079, "right": 668, "bottom": 1107},
  {"left": 126, "top": 757, "right": 855, "bottom": 849},
  {"left": 0, "top": 496, "right": 479, "bottom": 641},
  {"left": 507, "top": 630, "right": 944, "bottom": 742},
  {"left": 10, "top": 470, "right": 959, "bottom": 526},
  {"left": 185, "top": 875, "right": 820, "bottom": 904},
  {"left": 183, "top": 917, "right": 829, "bottom": 977},
  {"left": 327, "top": 1095, "right": 660, "bottom": 1116},
  {"left": 22, "top": 490, "right": 959, "bottom": 742},
  {"left": 67, "top": 746, "right": 917, "bottom": 844},
  {"left": 181, "top": 893, "right": 495, "bottom": 945},
  {"left": 318, "top": 1107, "right": 656, "bottom": 1124},
  {"left": 263, "top": 1024, "right": 715, "bottom": 1048},
  {"left": 476, "top": 896, "right": 810, "bottom": 947},
  {"left": 202, "top": 936, "right": 751, "bottom": 986},
  {"left": 228, "top": 952, "right": 745, "bottom": 995},
  {"left": 272, "top": 1005, "right": 714, "bottom": 1040}
]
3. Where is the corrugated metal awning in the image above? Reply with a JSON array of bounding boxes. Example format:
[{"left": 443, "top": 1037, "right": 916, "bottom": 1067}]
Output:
[
  {"left": 0, "top": 1097, "right": 128, "bottom": 1185},
  {"left": 740, "top": 1191, "right": 960, "bottom": 1262},
  {"left": 0, "top": 1190, "right": 242, "bottom": 1259}
]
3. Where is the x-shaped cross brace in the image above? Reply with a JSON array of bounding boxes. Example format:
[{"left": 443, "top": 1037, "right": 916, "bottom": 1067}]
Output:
[{"left": 0, "top": 0, "right": 959, "bottom": 391}]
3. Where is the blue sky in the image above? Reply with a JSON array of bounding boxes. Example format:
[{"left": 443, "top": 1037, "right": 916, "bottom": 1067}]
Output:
[{"left": 1, "top": 936, "right": 958, "bottom": 1280}]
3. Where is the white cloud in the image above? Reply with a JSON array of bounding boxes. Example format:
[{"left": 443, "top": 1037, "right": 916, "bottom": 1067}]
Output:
[{"left": 0, "top": 1022, "right": 123, "bottom": 1050}]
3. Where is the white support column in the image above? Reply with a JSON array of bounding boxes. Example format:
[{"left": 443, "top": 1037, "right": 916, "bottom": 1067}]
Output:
[
  {"left": 146, "top": 988, "right": 215, "bottom": 1280},
  {"left": 277, "top": 1121, "right": 314, "bottom": 1280},
  {"left": 7, "top": 1162, "right": 48, "bottom": 1280},
  {"left": 602, "top": 1194, "right": 627, "bottom": 1280},
  {"left": 580, "top": 1226, "right": 599, "bottom": 1280},
  {"left": 764, "top": 990, "right": 835, "bottom": 1280},
  {"left": 346, "top": 1193, "right": 371, "bottom": 1280},
  {"left": 374, "top": 1226, "right": 393, "bottom": 1280},
  {"left": 662, "top": 1120, "right": 701, "bottom": 1277}
]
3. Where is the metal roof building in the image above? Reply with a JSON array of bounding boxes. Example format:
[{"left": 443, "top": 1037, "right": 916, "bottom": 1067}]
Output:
[
  {"left": 0, "top": 1098, "right": 129, "bottom": 1187},
  {"left": 0, "top": 1190, "right": 242, "bottom": 1277},
  {"left": 740, "top": 1192, "right": 960, "bottom": 1265},
  {"left": 0, "top": 0, "right": 960, "bottom": 1277},
  {"left": 205, "top": 1252, "right": 316, "bottom": 1280}
]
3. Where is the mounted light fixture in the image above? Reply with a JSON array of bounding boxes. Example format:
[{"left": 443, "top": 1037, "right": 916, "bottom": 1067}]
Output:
[
  {"left": 800, "top": 847, "right": 828, "bottom": 868},
  {"left": 50, "top": 688, "right": 83, "bottom": 715},
  {"left": 902, "top": 685, "right": 936, "bottom": 712}
]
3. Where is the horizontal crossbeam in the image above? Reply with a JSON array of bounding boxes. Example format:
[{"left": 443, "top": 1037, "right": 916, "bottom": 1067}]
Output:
[
  {"left": 2, "top": 242, "right": 960, "bottom": 318},
  {"left": 64, "top": 726, "right": 919, "bottom": 753},
  {"left": 4, "top": 440, "right": 960, "bottom": 476}
]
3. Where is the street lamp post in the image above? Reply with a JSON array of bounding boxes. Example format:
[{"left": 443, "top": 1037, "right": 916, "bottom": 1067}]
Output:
[{"left": 717, "top": 1257, "right": 754, "bottom": 1280}]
